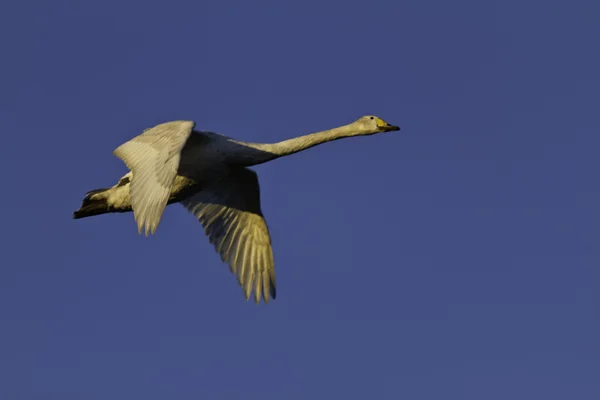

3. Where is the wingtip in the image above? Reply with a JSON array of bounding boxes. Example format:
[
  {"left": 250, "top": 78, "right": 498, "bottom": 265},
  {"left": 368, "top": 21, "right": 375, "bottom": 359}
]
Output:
[{"left": 243, "top": 287, "right": 276, "bottom": 304}]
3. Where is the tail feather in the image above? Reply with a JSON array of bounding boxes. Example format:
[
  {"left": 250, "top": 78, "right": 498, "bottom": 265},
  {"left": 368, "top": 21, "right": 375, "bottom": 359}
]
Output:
[
  {"left": 73, "top": 188, "right": 110, "bottom": 219},
  {"left": 84, "top": 188, "right": 109, "bottom": 198}
]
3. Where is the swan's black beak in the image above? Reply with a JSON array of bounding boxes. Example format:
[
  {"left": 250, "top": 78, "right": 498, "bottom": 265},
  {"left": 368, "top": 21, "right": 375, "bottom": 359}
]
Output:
[
  {"left": 374, "top": 117, "right": 400, "bottom": 132},
  {"left": 381, "top": 124, "right": 400, "bottom": 132}
]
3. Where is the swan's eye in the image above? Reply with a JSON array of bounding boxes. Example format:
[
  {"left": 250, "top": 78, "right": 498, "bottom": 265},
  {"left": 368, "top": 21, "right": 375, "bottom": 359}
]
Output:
[{"left": 370, "top": 117, "right": 374, "bottom": 120}]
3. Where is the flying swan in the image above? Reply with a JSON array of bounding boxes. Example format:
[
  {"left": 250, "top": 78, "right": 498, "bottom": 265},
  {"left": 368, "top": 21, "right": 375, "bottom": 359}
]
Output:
[{"left": 73, "top": 115, "right": 400, "bottom": 303}]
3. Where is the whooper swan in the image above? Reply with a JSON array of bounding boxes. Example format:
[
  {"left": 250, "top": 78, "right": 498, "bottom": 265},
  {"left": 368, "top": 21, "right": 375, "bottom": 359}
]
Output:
[{"left": 73, "top": 115, "right": 400, "bottom": 303}]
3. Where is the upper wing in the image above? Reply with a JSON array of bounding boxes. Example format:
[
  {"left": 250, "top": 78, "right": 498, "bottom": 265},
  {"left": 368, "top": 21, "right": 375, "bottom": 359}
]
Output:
[
  {"left": 113, "top": 120, "right": 195, "bottom": 235},
  {"left": 180, "top": 168, "right": 276, "bottom": 304}
]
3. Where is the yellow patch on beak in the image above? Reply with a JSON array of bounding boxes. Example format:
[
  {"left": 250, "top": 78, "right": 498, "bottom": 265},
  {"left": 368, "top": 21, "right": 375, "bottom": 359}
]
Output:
[{"left": 375, "top": 117, "right": 388, "bottom": 128}]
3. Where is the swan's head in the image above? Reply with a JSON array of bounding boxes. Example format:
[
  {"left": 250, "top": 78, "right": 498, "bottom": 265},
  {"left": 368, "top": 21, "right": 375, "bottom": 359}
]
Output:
[{"left": 355, "top": 115, "right": 400, "bottom": 134}]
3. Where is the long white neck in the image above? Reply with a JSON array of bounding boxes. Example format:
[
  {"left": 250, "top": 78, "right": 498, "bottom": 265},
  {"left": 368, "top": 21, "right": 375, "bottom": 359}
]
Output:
[{"left": 231, "top": 124, "right": 365, "bottom": 166}]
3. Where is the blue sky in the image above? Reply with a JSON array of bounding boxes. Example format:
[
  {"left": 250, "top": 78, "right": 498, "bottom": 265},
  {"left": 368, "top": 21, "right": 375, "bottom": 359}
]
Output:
[{"left": 1, "top": 0, "right": 599, "bottom": 398}]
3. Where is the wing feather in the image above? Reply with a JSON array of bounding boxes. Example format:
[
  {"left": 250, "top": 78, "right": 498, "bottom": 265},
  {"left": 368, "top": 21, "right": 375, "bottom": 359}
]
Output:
[
  {"left": 113, "top": 120, "right": 195, "bottom": 235},
  {"left": 180, "top": 168, "right": 276, "bottom": 303}
]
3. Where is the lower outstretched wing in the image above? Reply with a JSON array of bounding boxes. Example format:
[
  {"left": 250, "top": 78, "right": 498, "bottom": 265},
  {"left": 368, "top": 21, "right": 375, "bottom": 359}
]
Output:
[{"left": 180, "top": 168, "right": 276, "bottom": 303}]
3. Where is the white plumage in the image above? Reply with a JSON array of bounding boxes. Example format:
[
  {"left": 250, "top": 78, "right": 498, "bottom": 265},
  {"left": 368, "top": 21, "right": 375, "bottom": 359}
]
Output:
[{"left": 74, "top": 116, "right": 400, "bottom": 303}]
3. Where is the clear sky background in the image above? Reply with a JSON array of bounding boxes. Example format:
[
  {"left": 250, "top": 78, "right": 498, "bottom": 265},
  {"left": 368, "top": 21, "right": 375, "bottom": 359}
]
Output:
[{"left": 1, "top": 0, "right": 599, "bottom": 399}]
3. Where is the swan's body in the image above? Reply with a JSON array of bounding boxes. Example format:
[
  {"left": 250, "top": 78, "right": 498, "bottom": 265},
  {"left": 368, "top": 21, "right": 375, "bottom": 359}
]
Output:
[{"left": 74, "top": 116, "right": 400, "bottom": 303}]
